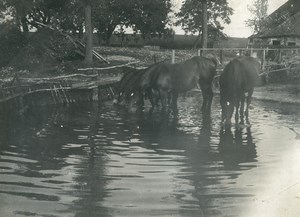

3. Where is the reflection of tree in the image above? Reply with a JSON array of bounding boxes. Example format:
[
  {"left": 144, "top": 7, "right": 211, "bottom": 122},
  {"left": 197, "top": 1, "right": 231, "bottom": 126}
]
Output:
[
  {"left": 69, "top": 103, "right": 111, "bottom": 217},
  {"left": 219, "top": 127, "right": 257, "bottom": 170}
]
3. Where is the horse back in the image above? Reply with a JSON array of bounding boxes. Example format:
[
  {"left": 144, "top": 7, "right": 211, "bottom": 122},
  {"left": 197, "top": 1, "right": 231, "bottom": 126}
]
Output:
[
  {"left": 221, "top": 56, "right": 260, "bottom": 93},
  {"left": 117, "top": 67, "right": 145, "bottom": 96},
  {"left": 170, "top": 57, "right": 217, "bottom": 89}
]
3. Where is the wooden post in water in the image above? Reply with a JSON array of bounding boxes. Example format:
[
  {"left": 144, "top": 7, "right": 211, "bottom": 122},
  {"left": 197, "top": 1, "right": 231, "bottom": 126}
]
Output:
[
  {"left": 92, "top": 87, "right": 98, "bottom": 101},
  {"left": 171, "top": 50, "right": 175, "bottom": 64}
]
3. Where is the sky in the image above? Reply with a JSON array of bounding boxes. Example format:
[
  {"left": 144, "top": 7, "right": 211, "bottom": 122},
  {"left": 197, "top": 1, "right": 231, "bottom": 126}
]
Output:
[{"left": 171, "top": 0, "right": 288, "bottom": 38}]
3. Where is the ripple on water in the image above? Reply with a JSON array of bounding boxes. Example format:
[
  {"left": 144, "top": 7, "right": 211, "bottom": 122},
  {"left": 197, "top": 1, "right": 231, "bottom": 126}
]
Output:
[{"left": 0, "top": 98, "right": 299, "bottom": 217}]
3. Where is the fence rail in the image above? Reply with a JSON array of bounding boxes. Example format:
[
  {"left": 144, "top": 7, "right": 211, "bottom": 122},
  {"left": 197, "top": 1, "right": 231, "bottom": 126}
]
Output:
[{"left": 1, "top": 47, "right": 299, "bottom": 105}]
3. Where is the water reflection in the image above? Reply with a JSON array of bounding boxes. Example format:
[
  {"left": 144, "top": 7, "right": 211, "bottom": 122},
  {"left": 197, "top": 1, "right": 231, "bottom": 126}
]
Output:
[
  {"left": 219, "top": 126, "right": 257, "bottom": 170},
  {"left": 0, "top": 96, "right": 299, "bottom": 217}
]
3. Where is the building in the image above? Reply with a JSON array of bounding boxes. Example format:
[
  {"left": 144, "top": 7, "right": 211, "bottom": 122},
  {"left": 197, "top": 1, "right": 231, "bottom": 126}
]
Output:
[{"left": 248, "top": 0, "right": 300, "bottom": 47}]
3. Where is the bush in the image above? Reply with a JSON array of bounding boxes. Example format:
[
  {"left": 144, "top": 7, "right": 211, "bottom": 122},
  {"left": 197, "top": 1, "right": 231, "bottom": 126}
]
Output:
[
  {"left": 8, "top": 28, "right": 84, "bottom": 74},
  {"left": 0, "top": 24, "right": 28, "bottom": 68}
]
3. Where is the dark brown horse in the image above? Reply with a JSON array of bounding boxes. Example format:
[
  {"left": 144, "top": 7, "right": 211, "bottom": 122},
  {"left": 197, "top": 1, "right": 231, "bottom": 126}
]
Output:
[
  {"left": 219, "top": 56, "right": 260, "bottom": 126},
  {"left": 113, "top": 63, "right": 163, "bottom": 108},
  {"left": 145, "top": 56, "right": 217, "bottom": 113},
  {"left": 113, "top": 67, "right": 146, "bottom": 106}
]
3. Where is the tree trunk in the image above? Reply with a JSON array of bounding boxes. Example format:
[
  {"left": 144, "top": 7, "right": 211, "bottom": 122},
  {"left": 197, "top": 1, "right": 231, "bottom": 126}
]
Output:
[
  {"left": 201, "top": 0, "right": 208, "bottom": 49},
  {"left": 84, "top": 3, "right": 93, "bottom": 66},
  {"left": 78, "top": 24, "right": 84, "bottom": 39},
  {"left": 193, "top": 33, "right": 201, "bottom": 49},
  {"left": 105, "top": 25, "right": 116, "bottom": 46},
  {"left": 21, "top": 16, "right": 29, "bottom": 33}
]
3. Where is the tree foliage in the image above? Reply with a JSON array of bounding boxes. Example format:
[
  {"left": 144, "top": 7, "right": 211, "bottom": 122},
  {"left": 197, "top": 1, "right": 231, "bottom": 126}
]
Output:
[
  {"left": 245, "top": 0, "right": 268, "bottom": 33},
  {"left": 92, "top": 0, "right": 172, "bottom": 44},
  {"left": 0, "top": 0, "right": 69, "bottom": 32},
  {"left": 0, "top": 0, "right": 173, "bottom": 67},
  {"left": 175, "top": 0, "right": 233, "bottom": 46},
  {"left": 0, "top": 23, "right": 28, "bottom": 67},
  {"left": 0, "top": 0, "right": 172, "bottom": 43}
]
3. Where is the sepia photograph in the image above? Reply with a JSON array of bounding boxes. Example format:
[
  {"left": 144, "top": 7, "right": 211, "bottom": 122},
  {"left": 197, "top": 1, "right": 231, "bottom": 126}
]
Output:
[{"left": 0, "top": 0, "right": 299, "bottom": 216}]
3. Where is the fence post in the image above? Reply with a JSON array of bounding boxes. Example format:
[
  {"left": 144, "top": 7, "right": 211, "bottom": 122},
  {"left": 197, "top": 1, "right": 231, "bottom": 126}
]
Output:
[
  {"left": 262, "top": 48, "right": 266, "bottom": 71},
  {"left": 239, "top": 49, "right": 242, "bottom": 56},
  {"left": 278, "top": 49, "right": 282, "bottom": 63},
  {"left": 171, "top": 50, "right": 175, "bottom": 64},
  {"left": 219, "top": 49, "right": 223, "bottom": 64}
]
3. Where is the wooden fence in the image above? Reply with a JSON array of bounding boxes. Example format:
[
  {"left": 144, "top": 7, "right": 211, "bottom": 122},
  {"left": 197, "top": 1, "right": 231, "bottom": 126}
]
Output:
[{"left": 170, "top": 47, "right": 300, "bottom": 70}]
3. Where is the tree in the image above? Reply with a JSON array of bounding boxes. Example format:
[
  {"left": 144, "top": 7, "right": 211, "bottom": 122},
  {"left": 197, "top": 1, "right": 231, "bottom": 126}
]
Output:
[
  {"left": 0, "top": 0, "right": 69, "bottom": 32},
  {"left": 175, "top": 0, "right": 233, "bottom": 48},
  {"left": 246, "top": 0, "right": 268, "bottom": 33},
  {"left": 130, "top": 0, "right": 172, "bottom": 39},
  {"left": 83, "top": 0, "right": 93, "bottom": 66},
  {"left": 202, "top": 0, "right": 208, "bottom": 48},
  {"left": 92, "top": 0, "right": 172, "bottom": 45},
  {"left": 92, "top": 0, "right": 127, "bottom": 45},
  {"left": 53, "top": 0, "right": 85, "bottom": 38}
]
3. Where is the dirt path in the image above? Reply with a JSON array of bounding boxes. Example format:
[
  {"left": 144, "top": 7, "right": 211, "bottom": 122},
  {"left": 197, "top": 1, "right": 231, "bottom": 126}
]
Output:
[{"left": 254, "top": 82, "right": 300, "bottom": 104}]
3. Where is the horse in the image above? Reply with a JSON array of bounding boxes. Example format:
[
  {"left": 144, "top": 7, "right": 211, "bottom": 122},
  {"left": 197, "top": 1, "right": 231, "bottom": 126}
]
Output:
[
  {"left": 113, "top": 67, "right": 145, "bottom": 106},
  {"left": 219, "top": 56, "right": 260, "bottom": 126},
  {"left": 146, "top": 56, "right": 217, "bottom": 113},
  {"left": 113, "top": 63, "right": 163, "bottom": 109}
]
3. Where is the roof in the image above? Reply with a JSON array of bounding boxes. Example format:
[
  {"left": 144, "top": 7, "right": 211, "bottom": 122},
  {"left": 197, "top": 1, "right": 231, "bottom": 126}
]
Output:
[
  {"left": 249, "top": 0, "right": 300, "bottom": 38},
  {"left": 259, "top": 11, "right": 300, "bottom": 38},
  {"left": 263, "top": 0, "right": 300, "bottom": 29}
]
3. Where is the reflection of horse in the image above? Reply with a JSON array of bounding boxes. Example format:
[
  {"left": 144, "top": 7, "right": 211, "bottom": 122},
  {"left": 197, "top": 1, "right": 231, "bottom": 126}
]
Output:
[
  {"left": 219, "top": 126, "right": 256, "bottom": 168},
  {"left": 219, "top": 56, "right": 260, "bottom": 126},
  {"left": 148, "top": 56, "right": 217, "bottom": 113}
]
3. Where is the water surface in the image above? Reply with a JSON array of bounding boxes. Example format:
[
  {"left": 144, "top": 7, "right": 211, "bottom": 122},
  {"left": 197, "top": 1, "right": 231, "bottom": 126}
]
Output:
[{"left": 0, "top": 95, "right": 300, "bottom": 217}]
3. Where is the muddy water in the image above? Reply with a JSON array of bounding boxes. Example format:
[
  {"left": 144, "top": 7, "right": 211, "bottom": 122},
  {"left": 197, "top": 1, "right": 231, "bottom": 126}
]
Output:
[{"left": 0, "top": 95, "right": 300, "bottom": 217}]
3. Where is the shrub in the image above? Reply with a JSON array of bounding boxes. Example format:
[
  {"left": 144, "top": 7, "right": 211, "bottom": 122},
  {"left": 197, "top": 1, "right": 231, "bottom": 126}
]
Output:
[{"left": 0, "top": 24, "right": 28, "bottom": 68}]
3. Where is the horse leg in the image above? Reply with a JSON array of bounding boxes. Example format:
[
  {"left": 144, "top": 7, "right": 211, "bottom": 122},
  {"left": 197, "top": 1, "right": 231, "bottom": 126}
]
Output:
[
  {"left": 133, "top": 89, "right": 144, "bottom": 112},
  {"left": 171, "top": 92, "right": 178, "bottom": 114},
  {"left": 235, "top": 97, "right": 240, "bottom": 124},
  {"left": 146, "top": 88, "right": 154, "bottom": 108},
  {"left": 159, "top": 89, "right": 168, "bottom": 113},
  {"left": 245, "top": 89, "right": 253, "bottom": 124},
  {"left": 200, "top": 82, "right": 213, "bottom": 113},
  {"left": 153, "top": 90, "right": 160, "bottom": 107},
  {"left": 206, "top": 85, "right": 213, "bottom": 113},
  {"left": 137, "top": 91, "right": 144, "bottom": 108},
  {"left": 239, "top": 93, "right": 245, "bottom": 124},
  {"left": 199, "top": 83, "right": 208, "bottom": 113}
]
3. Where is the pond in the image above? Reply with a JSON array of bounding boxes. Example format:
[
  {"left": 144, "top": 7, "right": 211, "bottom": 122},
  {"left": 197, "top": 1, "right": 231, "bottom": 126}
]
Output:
[{"left": 0, "top": 94, "right": 300, "bottom": 217}]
